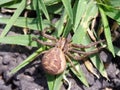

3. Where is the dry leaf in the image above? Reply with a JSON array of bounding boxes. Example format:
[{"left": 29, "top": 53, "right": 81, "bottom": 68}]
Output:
[
  {"left": 23, "top": 11, "right": 29, "bottom": 35},
  {"left": 87, "top": 28, "right": 96, "bottom": 41},
  {"left": 84, "top": 60, "right": 99, "bottom": 78}
]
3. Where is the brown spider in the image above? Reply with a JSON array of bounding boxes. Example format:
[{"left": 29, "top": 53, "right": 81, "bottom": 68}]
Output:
[{"left": 32, "top": 28, "right": 105, "bottom": 75}]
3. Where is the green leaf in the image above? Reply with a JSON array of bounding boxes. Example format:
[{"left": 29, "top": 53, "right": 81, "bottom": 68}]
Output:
[
  {"left": 97, "top": 2, "right": 120, "bottom": 25},
  {"left": 105, "top": 8, "right": 120, "bottom": 25},
  {"left": 36, "top": 0, "right": 43, "bottom": 30},
  {"left": 61, "top": 0, "right": 73, "bottom": 23},
  {"left": 62, "top": 19, "right": 72, "bottom": 38},
  {"left": 46, "top": 74, "right": 55, "bottom": 90},
  {"left": 0, "top": 17, "right": 50, "bottom": 30},
  {"left": 0, "top": 0, "right": 13, "bottom": 6},
  {"left": 109, "top": 0, "right": 120, "bottom": 8},
  {"left": 72, "top": 24, "right": 86, "bottom": 44},
  {"left": 46, "top": 3, "right": 63, "bottom": 14},
  {"left": 54, "top": 10, "right": 67, "bottom": 37},
  {"left": 114, "top": 46, "right": 120, "bottom": 56},
  {"left": 52, "top": 75, "right": 63, "bottom": 90},
  {"left": 91, "top": 54, "right": 108, "bottom": 79},
  {"left": 99, "top": 7, "right": 115, "bottom": 56},
  {"left": 44, "top": 0, "right": 61, "bottom": 5},
  {"left": 27, "top": 0, "right": 62, "bottom": 11},
  {"left": 0, "top": 0, "right": 26, "bottom": 37},
  {"left": 0, "top": 1, "right": 21, "bottom": 8},
  {"left": 46, "top": 74, "right": 64, "bottom": 90},
  {"left": 38, "top": 0, "right": 50, "bottom": 21},
  {"left": 72, "top": 0, "right": 98, "bottom": 44},
  {"left": 0, "top": 35, "right": 38, "bottom": 47},
  {"left": 73, "top": 0, "right": 88, "bottom": 31}
]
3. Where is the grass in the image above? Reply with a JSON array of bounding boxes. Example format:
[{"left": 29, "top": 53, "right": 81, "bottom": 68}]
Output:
[{"left": 0, "top": 0, "right": 120, "bottom": 89}]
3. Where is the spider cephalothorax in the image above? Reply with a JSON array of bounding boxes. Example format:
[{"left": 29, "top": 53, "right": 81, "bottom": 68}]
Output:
[{"left": 33, "top": 28, "right": 105, "bottom": 75}]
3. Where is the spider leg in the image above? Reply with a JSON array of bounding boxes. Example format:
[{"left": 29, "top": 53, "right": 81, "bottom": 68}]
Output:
[
  {"left": 70, "top": 46, "right": 104, "bottom": 55},
  {"left": 66, "top": 52, "right": 87, "bottom": 60},
  {"left": 42, "top": 28, "right": 57, "bottom": 41},
  {"left": 32, "top": 37, "right": 55, "bottom": 46},
  {"left": 72, "top": 39, "right": 105, "bottom": 49},
  {"left": 67, "top": 45, "right": 106, "bottom": 60},
  {"left": 69, "top": 49, "right": 87, "bottom": 54},
  {"left": 65, "top": 55, "right": 79, "bottom": 73}
]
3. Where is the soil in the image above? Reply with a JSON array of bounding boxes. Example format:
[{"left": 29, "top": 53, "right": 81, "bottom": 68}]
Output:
[{"left": 0, "top": 13, "right": 120, "bottom": 90}]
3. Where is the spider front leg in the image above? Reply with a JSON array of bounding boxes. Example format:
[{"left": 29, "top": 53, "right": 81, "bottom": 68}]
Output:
[
  {"left": 70, "top": 45, "right": 106, "bottom": 55},
  {"left": 32, "top": 28, "right": 57, "bottom": 46},
  {"left": 67, "top": 45, "right": 106, "bottom": 61},
  {"left": 32, "top": 37, "right": 55, "bottom": 46},
  {"left": 42, "top": 28, "right": 57, "bottom": 41},
  {"left": 71, "top": 39, "right": 105, "bottom": 49},
  {"left": 66, "top": 52, "right": 88, "bottom": 61}
]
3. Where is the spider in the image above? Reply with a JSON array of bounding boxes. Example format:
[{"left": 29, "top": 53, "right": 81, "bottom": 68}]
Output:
[{"left": 32, "top": 28, "right": 105, "bottom": 75}]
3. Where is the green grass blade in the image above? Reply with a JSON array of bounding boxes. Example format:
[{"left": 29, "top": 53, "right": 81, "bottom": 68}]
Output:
[
  {"left": 72, "top": 24, "right": 86, "bottom": 44},
  {"left": 39, "top": 0, "right": 50, "bottom": 21},
  {"left": 72, "top": 0, "right": 98, "bottom": 44},
  {"left": 61, "top": 0, "right": 73, "bottom": 23},
  {"left": 0, "top": 0, "right": 13, "bottom": 6},
  {"left": 0, "top": 35, "right": 38, "bottom": 47},
  {"left": 54, "top": 10, "right": 67, "bottom": 37},
  {"left": 53, "top": 75, "right": 63, "bottom": 90},
  {"left": 99, "top": 7, "right": 115, "bottom": 56},
  {"left": 97, "top": 2, "right": 120, "bottom": 25},
  {"left": 73, "top": 0, "right": 87, "bottom": 31},
  {"left": 46, "top": 3, "right": 63, "bottom": 14},
  {"left": 10, "top": 47, "right": 44, "bottom": 74},
  {"left": 0, "top": 17, "right": 50, "bottom": 30},
  {"left": 114, "top": 46, "right": 120, "bottom": 56},
  {"left": 46, "top": 74, "right": 55, "bottom": 90},
  {"left": 91, "top": 55, "right": 108, "bottom": 79},
  {"left": 62, "top": 19, "right": 72, "bottom": 38},
  {"left": 0, "top": 0, "right": 26, "bottom": 37},
  {"left": 46, "top": 74, "right": 63, "bottom": 90},
  {"left": 36, "top": 0, "right": 43, "bottom": 30},
  {"left": 44, "top": 0, "right": 61, "bottom": 5},
  {"left": 1, "top": 1, "right": 21, "bottom": 8},
  {"left": 105, "top": 8, "right": 120, "bottom": 25},
  {"left": 109, "top": 0, "right": 120, "bottom": 7}
]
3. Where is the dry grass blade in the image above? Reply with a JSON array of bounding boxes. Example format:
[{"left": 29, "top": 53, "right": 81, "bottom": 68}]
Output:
[{"left": 84, "top": 60, "right": 99, "bottom": 78}]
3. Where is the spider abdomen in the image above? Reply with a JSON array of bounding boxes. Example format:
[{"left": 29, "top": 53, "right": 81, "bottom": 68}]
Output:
[{"left": 42, "top": 47, "right": 66, "bottom": 75}]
